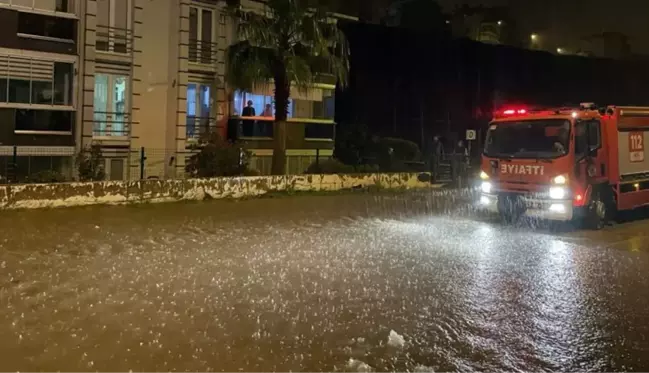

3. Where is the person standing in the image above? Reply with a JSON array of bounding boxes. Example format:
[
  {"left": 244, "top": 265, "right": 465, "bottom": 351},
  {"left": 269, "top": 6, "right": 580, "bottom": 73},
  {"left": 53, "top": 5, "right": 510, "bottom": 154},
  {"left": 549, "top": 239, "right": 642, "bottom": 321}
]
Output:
[
  {"left": 241, "top": 100, "right": 256, "bottom": 136},
  {"left": 242, "top": 100, "right": 256, "bottom": 116},
  {"left": 452, "top": 140, "right": 468, "bottom": 188},
  {"left": 425, "top": 135, "right": 444, "bottom": 182},
  {"left": 261, "top": 103, "right": 273, "bottom": 117}
]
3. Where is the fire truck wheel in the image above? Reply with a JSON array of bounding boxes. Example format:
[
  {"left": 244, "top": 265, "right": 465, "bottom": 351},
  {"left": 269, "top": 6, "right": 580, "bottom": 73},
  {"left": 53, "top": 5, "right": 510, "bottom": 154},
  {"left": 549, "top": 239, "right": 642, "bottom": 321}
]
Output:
[{"left": 584, "top": 191, "right": 607, "bottom": 230}]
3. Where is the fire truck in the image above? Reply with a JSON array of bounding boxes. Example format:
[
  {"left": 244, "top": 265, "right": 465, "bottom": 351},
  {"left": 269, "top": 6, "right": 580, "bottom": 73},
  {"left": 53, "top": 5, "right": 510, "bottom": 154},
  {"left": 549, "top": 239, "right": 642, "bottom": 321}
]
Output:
[{"left": 478, "top": 103, "right": 649, "bottom": 229}]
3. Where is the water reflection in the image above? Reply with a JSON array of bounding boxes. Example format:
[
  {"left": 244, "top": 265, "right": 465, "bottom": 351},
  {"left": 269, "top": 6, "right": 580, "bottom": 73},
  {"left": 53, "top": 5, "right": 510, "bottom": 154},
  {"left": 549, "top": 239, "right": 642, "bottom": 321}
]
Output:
[{"left": 1, "top": 192, "right": 649, "bottom": 371}]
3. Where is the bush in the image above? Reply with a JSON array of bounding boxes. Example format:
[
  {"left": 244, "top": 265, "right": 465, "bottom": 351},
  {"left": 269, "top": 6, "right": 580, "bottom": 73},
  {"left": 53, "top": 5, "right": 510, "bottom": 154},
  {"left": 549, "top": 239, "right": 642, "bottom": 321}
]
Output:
[
  {"left": 354, "top": 163, "right": 379, "bottom": 173},
  {"left": 334, "top": 121, "right": 368, "bottom": 167},
  {"left": 26, "top": 170, "right": 68, "bottom": 184},
  {"left": 185, "top": 132, "right": 252, "bottom": 178},
  {"left": 77, "top": 143, "right": 106, "bottom": 181},
  {"left": 243, "top": 168, "right": 261, "bottom": 176},
  {"left": 305, "top": 158, "right": 354, "bottom": 174},
  {"left": 379, "top": 137, "right": 421, "bottom": 161}
]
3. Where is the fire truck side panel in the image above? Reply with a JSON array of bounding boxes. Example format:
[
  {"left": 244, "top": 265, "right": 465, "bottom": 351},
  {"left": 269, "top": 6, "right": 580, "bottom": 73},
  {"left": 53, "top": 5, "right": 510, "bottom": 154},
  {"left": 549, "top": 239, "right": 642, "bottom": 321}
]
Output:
[{"left": 615, "top": 107, "right": 649, "bottom": 211}]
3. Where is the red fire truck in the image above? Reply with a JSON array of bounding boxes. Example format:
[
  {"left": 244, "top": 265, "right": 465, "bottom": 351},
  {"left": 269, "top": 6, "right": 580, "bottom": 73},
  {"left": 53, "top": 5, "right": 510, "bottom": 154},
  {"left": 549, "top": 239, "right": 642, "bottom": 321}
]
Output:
[{"left": 478, "top": 103, "right": 649, "bottom": 229}]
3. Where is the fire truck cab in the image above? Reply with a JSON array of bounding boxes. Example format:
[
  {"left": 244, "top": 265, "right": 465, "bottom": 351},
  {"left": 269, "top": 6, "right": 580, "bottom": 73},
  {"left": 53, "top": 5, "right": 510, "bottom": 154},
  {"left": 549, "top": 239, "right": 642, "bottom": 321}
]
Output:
[{"left": 478, "top": 104, "right": 649, "bottom": 229}]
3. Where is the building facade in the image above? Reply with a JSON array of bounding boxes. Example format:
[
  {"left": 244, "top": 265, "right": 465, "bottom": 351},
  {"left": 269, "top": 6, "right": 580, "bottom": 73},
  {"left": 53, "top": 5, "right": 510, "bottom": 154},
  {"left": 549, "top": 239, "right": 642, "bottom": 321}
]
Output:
[
  {"left": 76, "top": 0, "right": 339, "bottom": 180},
  {"left": 0, "top": 0, "right": 342, "bottom": 182},
  {"left": 0, "top": 0, "right": 78, "bottom": 181},
  {"left": 78, "top": 0, "right": 230, "bottom": 180}
]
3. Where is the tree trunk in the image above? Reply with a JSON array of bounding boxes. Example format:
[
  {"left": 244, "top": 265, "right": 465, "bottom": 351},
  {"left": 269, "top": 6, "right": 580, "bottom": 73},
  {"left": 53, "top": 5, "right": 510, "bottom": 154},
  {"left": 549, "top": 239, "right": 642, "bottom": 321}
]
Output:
[{"left": 272, "top": 68, "right": 290, "bottom": 175}]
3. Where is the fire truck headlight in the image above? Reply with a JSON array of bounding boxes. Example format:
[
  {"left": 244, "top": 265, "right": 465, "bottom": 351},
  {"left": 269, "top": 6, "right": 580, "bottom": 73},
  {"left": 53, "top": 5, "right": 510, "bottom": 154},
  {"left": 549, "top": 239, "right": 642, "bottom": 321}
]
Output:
[
  {"left": 549, "top": 186, "right": 566, "bottom": 199},
  {"left": 481, "top": 181, "right": 492, "bottom": 194},
  {"left": 552, "top": 175, "right": 568, "bottom": 185},
  {"left": 479, "top": 171, "right": 489, "bottom": 180}
]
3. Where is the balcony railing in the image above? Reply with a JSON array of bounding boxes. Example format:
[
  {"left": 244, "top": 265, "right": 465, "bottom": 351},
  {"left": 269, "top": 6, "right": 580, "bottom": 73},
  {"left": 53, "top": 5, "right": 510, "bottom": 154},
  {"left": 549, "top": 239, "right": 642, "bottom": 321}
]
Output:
[
  {"left": 186, "top": 116, "right": 220, "bottom": 140},
  {"left": 93, "top": 113, "right": 131, "bottom": 137},
  {"left": 96, "top": 25, "right": 133, "bottom": 54},
  {"left": 231, "top": 116, "right": 274, "bottom": 139},
  {"left": 187, "top": 39, "right": 219, "bottom": 65},
  {"left": 228, "top": 116, "right": 335, "bottom": 143}
]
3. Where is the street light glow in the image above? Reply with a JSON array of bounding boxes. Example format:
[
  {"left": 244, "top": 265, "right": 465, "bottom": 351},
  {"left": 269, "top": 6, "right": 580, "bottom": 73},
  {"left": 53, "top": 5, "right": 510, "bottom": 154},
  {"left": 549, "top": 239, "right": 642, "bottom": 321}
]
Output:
[
  {"left": 557, "top": 47, "right": 564, "bottom": 54},
  {"left": 530, "top": 33, "right": 538, "bottom": 41},
  {"left": 497, "top": 20, "right": 502, "bottom": 26}
]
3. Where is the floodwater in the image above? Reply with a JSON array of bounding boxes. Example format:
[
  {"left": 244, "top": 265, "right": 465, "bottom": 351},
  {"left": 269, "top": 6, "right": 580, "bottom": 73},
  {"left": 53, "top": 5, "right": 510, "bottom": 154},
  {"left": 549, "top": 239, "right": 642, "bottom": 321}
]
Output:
[{"left": 2, "top": 191, "right": 649, "bottom": 371}]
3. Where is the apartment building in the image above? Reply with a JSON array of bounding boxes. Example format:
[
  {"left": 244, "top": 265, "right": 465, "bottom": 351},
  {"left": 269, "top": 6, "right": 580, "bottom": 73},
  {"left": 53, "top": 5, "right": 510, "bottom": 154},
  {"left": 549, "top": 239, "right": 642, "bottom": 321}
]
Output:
[
  {"left": 0, "top": 0, "right": 78, "bottom": 181},
  {"left": 73, "top": 0, "right": 346, "bottom": 180}
]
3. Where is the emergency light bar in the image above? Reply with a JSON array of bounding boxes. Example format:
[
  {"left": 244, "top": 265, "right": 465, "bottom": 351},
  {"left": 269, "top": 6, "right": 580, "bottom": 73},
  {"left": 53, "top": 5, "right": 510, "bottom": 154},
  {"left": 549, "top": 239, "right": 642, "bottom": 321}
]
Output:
[
  {"left": 495, "top": 103, "right": 601, "bottom": 119},
  {"left": 495, "top": 107, "right": 529, "bottom": 118},
  {"left": 501, "top": 108, "right": 527, "bottom": 115}
]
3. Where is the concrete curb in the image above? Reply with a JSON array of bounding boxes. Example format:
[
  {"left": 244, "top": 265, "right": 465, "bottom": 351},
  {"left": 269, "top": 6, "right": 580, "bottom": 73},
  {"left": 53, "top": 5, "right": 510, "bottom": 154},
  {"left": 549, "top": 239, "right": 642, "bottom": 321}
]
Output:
[{"left": 0, "top": 172, "right": 436, "bottom": 210}]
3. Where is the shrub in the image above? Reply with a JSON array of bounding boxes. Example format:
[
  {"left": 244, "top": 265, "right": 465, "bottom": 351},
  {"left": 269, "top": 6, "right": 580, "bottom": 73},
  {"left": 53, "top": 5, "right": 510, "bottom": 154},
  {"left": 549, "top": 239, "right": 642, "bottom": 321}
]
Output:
[
  {"left": 77, "top": 143, "right": 106, "bottom": 181},
  {"left": 334, "top": 121, "right": 368, "bottom": 167},
  {"left": 243, "top": 168, "right": 262, "bottom": 176},
  {"left": 26, "top": 170, "right": 68, "bottom": 184},
  {"left": 305, "top": 158, "right": 354, "bottom": 174},
  {"left": 185, "top": 132, "right": 251, "bottom": 178},
  {"left": 379, "top": 137, "right": 421, "bottom": 161},
  {"left": 354, "top": 163, "right": 379, "bottom": 173}
]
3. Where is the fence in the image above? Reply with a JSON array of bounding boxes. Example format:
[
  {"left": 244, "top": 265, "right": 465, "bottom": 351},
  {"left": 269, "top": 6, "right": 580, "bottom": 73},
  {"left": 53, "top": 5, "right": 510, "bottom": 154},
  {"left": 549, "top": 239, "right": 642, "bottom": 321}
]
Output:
[{"left": 0, "top": 146, "right": 332, "bottom": 184}]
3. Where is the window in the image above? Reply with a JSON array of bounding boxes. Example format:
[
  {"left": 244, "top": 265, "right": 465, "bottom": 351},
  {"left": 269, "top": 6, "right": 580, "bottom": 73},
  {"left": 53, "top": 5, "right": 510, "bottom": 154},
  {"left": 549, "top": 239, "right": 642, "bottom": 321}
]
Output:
[
  {"left": 310, "top": 88, "right": 335, "bottom": 120},
  {"left": 587, "top": 120, "right": 601, "bottom": 150},
  {"left": 232, "top": 90, "right": 293, "bottom": 118},
  {"left": 0, "top": 55, "right": 74, "bottom": 106},
  {"left": 15, "top": 109, "right": 73, "bottom": 133},
  {"left": 188, "top": 6, "right": 214, "bottom": 64},
  {"left": 0, "top": 0, "right": 75, "bottom": 13},
  {"left": 186, "top": 83, "right": 211, "bottom": 138},
  {"left": 96, "top": 0, "right": 130, "bottom": 53},
  {"left": 574, "top": 122, "right": 588, "bottom": 159},
  {"left": 53, "top": 62, "right": 72, "bottom": 105},
  {"left": 17, "top": 12, "right": 76, "bottom": 41},
  {"left": 93, "top": 73, "right": 129, "bottom": 136}
]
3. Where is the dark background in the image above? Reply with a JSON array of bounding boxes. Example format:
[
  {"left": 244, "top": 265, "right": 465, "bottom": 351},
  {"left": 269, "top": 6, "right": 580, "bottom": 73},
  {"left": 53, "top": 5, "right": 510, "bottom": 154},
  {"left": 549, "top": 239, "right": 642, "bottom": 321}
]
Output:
[{"left": 335, "top": 21, "right": 649, "bottom": 151}]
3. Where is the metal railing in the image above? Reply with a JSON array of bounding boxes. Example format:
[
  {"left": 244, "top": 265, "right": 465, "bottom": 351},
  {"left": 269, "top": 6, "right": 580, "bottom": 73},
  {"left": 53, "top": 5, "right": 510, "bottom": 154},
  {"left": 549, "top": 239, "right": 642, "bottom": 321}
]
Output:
[
  {"left": 187, "top": 39, "right": 219, "bottom": 65},
  {"left": 96, "top": 25, "right": 133, "bottom": 54},
  {"left": 93, "top": 113, "right": 131, "bottom": 137},
  {"left": 229, "top": 116, "right": 336, "bottom": 141},
  {"left": 186, "top": 116, "right": 221, "bottom": 140},
  {"left": 236, "top": 116, "right": 275, "bottom": 138}
]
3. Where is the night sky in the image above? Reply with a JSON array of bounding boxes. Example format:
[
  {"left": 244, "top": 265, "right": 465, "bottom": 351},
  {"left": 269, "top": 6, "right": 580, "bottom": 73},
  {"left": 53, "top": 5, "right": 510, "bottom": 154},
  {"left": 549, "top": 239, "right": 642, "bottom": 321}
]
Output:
[{"left": 437, "top": 0, "right": 649, "bottom": 54}]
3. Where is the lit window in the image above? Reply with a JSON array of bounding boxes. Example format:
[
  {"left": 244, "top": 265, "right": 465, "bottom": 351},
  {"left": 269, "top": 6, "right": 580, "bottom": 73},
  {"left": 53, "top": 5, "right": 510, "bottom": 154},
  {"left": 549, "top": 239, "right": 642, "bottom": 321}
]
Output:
[
  {"left": 93, "top": 73, "right": 129, "bottom": 136},
  {"left": 232, "top": 90, "right": 293, "bottom": 118},
  {"left": 186, "top": 83, "right": 212, "bottom": 138}
]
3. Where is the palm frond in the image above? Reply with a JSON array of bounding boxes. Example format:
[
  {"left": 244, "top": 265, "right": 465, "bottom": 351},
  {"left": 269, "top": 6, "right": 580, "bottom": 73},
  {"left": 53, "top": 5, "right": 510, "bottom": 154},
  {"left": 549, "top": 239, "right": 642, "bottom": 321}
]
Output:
[
  {"left": 226, "top": 41, "right": 275, "bottom": 91},
  {"left": 234, "top": 8, "right": 278, "bottom": 47},
  {"left": 227, "top": 0, "right": 350, "bottom": 91}
]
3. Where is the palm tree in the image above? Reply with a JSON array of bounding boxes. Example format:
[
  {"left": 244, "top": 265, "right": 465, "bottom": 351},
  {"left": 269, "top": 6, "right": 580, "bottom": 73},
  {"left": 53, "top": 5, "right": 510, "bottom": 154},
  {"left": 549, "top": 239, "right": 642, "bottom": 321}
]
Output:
[{"left": 226, "top": 0, "right": 350, "bottom": 175}]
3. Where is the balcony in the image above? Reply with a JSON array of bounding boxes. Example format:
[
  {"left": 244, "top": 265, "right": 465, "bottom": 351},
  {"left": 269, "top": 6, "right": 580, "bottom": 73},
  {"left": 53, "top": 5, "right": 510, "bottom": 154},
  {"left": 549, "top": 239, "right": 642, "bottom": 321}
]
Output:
[
  {"left": 93, "top": 112, "right": 130, "bottom": 145},
  {"left": 228, "top": 116, "right": 335, "bottom": 150},
  {"left": 0, "top": 0, "right": 77, "bottom": 16},
  {"left": 96, "top": 25, "right": 132, "bottom": 55},
  {"left": 187, "top": 39, "right": 219, "bottom": 67},
  {"left": 186, "top": 116, "right": 221, "bottom": 141}
]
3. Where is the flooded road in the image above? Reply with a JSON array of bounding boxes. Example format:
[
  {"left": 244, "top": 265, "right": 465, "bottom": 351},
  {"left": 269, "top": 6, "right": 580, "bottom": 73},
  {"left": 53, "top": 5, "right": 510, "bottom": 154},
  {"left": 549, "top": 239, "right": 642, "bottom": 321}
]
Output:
[{"left": 2, "top": 191, "right": 649, "bottom": 371}]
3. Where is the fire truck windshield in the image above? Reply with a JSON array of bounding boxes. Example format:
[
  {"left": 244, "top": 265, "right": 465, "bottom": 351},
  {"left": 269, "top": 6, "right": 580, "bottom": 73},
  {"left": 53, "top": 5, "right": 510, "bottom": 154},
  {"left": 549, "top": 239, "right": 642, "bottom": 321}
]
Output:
[{"left": 484, "top": 119, "right": 571, "bottom": 159}]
